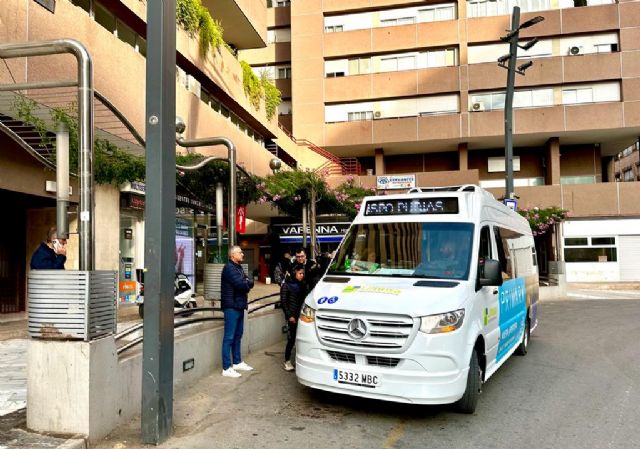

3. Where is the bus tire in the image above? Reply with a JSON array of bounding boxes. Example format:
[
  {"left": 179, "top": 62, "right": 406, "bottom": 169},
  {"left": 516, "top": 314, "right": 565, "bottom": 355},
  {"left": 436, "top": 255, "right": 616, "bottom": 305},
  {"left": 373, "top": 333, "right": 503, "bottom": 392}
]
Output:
[
  {"left": 138, "top": 304, "right": 144, "bottom": 319},
  {"left": 455, "top": 349, "right": 481, "bottom": 414},
  {"left": 516, "top": 316, "right": 530, "bottom": 356}
]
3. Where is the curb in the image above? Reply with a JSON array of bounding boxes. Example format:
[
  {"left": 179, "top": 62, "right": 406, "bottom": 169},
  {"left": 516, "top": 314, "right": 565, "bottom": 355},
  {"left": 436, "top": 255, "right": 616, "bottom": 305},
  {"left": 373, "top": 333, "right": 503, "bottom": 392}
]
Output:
[{"left": 57, "top": 438, "right": 87, "bottom": 449}]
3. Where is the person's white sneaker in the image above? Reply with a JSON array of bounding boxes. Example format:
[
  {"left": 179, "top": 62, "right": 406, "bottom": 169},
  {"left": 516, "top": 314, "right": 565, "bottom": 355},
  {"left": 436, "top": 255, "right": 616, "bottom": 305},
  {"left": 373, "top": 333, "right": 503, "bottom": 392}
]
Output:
[
  {"left": 221, "top": 367, "right": 241, "bottom": 378},
  {"left": 232, "top": 361, "right": 253, "bottom": 371},
  {"left": 283, "top": 360, "right": 294, "bottom": 371}
]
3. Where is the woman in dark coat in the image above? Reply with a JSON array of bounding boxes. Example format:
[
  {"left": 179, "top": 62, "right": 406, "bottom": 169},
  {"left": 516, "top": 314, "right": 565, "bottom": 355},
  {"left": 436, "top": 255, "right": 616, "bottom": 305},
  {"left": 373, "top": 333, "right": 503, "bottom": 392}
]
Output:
[{"left": 280, "top": 265, "right": 308, "bottom": 371}]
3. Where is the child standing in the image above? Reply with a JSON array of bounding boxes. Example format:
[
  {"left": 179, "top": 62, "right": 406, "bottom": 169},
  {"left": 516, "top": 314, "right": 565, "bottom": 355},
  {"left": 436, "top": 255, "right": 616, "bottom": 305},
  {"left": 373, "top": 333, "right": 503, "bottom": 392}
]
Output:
[{"left": 280, "top": 265, "right": 307, "bottom": 371}]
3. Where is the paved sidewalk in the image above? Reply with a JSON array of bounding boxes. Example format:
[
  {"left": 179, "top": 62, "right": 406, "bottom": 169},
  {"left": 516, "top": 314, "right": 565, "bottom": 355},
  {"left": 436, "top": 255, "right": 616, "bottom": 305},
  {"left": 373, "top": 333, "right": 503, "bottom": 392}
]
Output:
[{"left": 0, "top": 339, "right": 27, "bottom": 417}]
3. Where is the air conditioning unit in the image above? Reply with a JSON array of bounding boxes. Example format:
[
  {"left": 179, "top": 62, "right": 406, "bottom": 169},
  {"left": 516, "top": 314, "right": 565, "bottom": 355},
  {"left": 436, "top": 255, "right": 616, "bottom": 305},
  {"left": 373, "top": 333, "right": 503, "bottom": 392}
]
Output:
[
  {"left": 471, "top": 102, "right": 485, "bottom": 112},
  {"left": 373, "top": 111, "right": 382, "bottom": 119},
  {"left": 568, "top": 46, "right": 583, "bottom": 56}
]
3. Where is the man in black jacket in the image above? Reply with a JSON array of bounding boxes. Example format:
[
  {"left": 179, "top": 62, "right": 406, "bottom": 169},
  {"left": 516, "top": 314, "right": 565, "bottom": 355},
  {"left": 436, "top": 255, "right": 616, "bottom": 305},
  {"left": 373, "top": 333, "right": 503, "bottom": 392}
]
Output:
[
  {"left": 30, "top": 227, "right": 67, "bottom": 270},
  {"left": 220, "top": 245, "right": 254, "bottom": 378},
  {"left": 289, "top": 247, "right": 322, "bottom": 292},
  {"left": 280, "top": 265, "right": 307, "bottom": 371}
]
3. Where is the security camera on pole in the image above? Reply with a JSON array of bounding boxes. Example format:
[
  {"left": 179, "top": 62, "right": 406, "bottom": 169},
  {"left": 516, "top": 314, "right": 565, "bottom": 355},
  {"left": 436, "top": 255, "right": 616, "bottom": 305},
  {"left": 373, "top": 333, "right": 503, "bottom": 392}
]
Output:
[{"left": 498, "top": 7, "right": 544, "bottom": 204}]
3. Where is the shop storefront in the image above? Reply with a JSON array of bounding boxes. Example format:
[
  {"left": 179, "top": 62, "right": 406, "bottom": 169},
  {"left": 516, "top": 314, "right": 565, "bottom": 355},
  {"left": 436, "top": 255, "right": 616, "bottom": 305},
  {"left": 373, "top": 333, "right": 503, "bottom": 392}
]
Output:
[
  {"left": 563, "top": 218, "right": 640, "bottom": 282},
  {"left": 118, "top": 181, "right": 214, "bottom": 302},
  {"left": 271, "top": 217, "right": 351, "bottom": 256}
]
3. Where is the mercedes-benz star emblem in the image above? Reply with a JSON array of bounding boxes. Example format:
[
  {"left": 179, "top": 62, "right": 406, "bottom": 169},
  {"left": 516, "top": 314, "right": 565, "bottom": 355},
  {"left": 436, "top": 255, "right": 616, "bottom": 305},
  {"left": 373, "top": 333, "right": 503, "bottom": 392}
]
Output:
[{"left": 347, "top": 318, "right": 368, "bottom": 340}]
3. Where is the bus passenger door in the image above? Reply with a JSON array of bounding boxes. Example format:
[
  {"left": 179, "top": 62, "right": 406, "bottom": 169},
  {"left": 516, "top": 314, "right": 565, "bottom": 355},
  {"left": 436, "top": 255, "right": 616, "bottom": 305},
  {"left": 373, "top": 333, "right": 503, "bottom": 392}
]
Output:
[{"left": 477, "top": 224, "right": 500, "bottom": 372}]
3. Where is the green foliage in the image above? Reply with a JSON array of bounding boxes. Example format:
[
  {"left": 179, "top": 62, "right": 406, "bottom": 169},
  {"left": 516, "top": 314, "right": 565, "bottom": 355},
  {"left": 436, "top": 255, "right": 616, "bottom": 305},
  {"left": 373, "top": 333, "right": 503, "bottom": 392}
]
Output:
[
  {"left": 240, "top": 61, "right": 263, "bottom": 109},
  {"left": 94, "top": 139, "right": 145, "bottom": 185},
  {"left": 261, "top": 71, "right": 282, "bottom": 120},
  {"left": 176, "top": 153, "right": 259, "bottom": 205},
  {"left": 518, "top": 206, "right": 568, "bottom": 236},
  {"left": 331, "top": 175, "right": 376, "bottom": 218},
  {"left": 257, "top": 169, "right": 337, "bottom": 217},
  {"left": 13, "top": 95, "right": 145, "bottom": 185},
  {"left": 176, "top": 0, "right": 200, "bottom": 36},
  {"left": 197, "top": 5, "right": 224, "bottom": 57},
  {"left": 176, "top": 0, "right": 224, "bottom": 57}
]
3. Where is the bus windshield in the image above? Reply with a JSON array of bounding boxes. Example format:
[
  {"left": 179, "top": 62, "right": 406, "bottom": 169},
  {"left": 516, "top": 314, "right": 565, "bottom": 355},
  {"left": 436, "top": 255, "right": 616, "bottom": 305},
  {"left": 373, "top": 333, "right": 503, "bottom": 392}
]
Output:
[{"left": 328, "top": 222, "right": 474, "bottom": 280}]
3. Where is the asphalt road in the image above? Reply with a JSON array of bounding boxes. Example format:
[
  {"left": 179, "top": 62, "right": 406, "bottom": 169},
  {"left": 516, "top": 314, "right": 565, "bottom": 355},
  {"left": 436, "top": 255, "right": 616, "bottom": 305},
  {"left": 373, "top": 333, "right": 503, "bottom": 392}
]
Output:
[{"left": 93, "top": 297, "right": 640, "bottom": 449}]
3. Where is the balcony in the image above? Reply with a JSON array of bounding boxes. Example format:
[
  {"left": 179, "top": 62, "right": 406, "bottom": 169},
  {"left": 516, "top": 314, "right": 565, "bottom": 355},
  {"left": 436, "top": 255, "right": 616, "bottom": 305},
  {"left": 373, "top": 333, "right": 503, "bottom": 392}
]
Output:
[
  {"left": 239, "top": 41, "right": 291, "bottom": 65},
  {"left": 486, "top": 182, "right": 640, "bottom": 217},
  {"left": 202, "top": 0, "right": 267, "bottom": 49},
  {"left": 325, "top": 114, "right": 462, "bottom": 148},
  {"left": 323, "top": 20, "right": 457, "bottom": 58},
  {"left": 325, "top": 66, "right": 460, "bottom": 103}
]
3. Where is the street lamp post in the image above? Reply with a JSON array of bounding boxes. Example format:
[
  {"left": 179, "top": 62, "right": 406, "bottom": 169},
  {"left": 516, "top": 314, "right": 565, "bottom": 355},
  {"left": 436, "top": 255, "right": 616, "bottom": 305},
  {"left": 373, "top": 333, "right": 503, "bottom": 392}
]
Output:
[{"left": 498, "top": 7, "right": 544, "bottom": 201}]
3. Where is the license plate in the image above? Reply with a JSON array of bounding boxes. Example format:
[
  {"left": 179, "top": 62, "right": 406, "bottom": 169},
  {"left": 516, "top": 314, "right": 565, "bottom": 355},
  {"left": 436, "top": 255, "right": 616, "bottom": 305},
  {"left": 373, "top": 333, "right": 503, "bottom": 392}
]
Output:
[{"left": 333, "top": 368, "right": 379, "bottom": 388}]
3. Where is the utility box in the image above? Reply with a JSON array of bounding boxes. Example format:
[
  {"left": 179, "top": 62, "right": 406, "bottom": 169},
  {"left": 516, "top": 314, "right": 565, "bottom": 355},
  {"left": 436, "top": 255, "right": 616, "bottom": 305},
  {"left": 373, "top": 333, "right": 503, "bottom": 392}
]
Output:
[{"left": 28, "top": 270, "right": 118, "bottom": 341}]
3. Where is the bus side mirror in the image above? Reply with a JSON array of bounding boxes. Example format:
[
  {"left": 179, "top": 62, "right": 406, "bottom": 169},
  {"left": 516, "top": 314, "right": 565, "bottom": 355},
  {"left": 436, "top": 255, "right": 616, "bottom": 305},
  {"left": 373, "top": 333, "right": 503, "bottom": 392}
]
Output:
[{"left": 479, "top": 259, "right": 503, "bottom": 287}]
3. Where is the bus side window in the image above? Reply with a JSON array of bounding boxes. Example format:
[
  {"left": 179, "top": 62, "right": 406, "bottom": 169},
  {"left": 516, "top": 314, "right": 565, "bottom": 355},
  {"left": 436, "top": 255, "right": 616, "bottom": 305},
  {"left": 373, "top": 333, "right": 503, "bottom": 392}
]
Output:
[
  {"left": 478, "top": 225, "right": 491, "bottom": 279},
  {"left": 494, "top": 227, "right": 512, "bottom": 279}
]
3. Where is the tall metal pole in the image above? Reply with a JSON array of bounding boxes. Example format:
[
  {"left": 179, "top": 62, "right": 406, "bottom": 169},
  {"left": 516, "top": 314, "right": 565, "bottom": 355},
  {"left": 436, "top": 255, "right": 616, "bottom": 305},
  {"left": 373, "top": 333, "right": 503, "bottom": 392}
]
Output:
[
  {"left": 142, "top": 0, "right": 176, "bottom": 444},
  {"left": 56, "top": 123, "right": 70, "bottom": 240},
  {"left": 504, "top": 6, "right": 520, "bottom": 201}
]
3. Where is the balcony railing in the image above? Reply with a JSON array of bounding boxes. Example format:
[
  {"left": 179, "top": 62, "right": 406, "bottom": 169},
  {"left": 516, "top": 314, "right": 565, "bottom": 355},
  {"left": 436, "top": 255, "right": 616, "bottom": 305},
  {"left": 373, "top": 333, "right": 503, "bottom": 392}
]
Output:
[{"left": 277, "top": 123, "right": 361, "bottom": 175}]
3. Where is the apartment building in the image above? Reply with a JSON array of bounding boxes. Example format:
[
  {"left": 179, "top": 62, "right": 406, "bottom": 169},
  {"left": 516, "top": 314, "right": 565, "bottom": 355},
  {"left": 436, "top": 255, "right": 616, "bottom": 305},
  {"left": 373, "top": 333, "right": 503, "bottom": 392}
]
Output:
[
  {"left": 0, "top": 0, "right": 332, "bottom": 312},
  {"left": 242, "top": 0, "right": 640, "bottom": 282}
]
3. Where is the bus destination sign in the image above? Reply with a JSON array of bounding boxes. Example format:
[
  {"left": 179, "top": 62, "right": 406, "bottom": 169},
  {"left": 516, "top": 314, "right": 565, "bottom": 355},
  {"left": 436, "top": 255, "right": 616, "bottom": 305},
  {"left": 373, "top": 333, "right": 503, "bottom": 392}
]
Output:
[{"left": 363, "top": 197, "right": 459, "bottom": 216}]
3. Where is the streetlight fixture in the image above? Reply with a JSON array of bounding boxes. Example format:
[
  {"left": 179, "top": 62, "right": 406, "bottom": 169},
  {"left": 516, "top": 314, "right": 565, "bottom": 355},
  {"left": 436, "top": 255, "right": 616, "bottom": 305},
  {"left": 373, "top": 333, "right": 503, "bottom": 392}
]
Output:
[
  {"left": 269, "top": 157, "right": 282, "bottom": 173},
  {"left": 498, "top": 7, "right": 544, "bottom": 201}
]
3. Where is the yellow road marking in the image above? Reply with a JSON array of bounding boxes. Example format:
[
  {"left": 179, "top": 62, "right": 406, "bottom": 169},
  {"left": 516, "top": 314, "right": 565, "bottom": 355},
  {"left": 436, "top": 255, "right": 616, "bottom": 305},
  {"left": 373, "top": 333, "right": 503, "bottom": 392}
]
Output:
[{"left": 383, "top": 421, "right": 406, "bottom": 449}]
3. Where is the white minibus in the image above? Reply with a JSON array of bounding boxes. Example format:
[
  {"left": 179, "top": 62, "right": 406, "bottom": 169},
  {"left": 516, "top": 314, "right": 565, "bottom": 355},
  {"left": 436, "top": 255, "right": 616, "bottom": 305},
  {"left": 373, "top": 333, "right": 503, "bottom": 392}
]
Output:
[{"left": 295, "top": 185, "right": 539, "bottom": 413}]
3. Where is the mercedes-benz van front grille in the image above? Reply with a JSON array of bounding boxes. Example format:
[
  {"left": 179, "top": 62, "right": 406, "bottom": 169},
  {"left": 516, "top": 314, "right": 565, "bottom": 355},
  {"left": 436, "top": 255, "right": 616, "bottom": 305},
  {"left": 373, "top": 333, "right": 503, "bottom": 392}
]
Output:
[{"left": 315, "top": 311, "right": 416, "bottom": 352}]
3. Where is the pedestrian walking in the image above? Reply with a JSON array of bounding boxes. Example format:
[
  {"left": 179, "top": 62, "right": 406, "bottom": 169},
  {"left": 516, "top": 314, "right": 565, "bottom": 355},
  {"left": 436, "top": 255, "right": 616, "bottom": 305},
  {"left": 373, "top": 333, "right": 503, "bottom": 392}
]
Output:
[
  {"left": 273, "top": 251, "right": 292, "bottom": 285},
  {"left": 220, "top": 245, "right": 254, "bottom": 378},
  {"left": 30, "top": 227, "right": 67, "bottom": 270},
  {"left": 280, "top": 265, "right": 307, "bottom": 371}
]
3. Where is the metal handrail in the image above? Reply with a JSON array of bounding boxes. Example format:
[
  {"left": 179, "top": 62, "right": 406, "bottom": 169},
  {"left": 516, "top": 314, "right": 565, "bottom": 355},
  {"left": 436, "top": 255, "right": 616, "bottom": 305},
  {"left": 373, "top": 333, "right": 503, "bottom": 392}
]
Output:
[{"left": 114, "top": 293, "right": 281, "bottom": 355}]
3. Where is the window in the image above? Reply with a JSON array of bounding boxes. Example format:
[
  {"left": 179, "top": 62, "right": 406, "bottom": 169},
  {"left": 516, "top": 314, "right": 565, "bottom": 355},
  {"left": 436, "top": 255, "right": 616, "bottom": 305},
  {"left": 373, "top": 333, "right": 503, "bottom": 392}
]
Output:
[
  {"left": 419, "top": 5, "right": 456, "bottom": 22},
  {"left": 267, "top": 28, "right": 291, "bottom": 44},
  {"left": 467, "top": 0, "right": 550, "bottom": 18},
  {"left": 381, "top": 17, "right": 416, "bottom": 27},
  {"left": 278, "top": 101, "right": 292, "bottom": 115},
  {"left": 94, "top": 2, "right": 116, "bottom": 33},
  {"left": 348, "top": 111, "right": 373, "bottom": 121},
  {"left": 325, "top": 25, "right": 344, "bottom": 33},
  {"left": 329, "top": 222, "right": 475, "bottom": 281},
  {"left": 116, "top": 20, "right": 137, "bottom": 49},
  {"left": 348, "top": 58, "right": 371, "bottom": 75},
  {"left": 564, "top": 236, "right": 617, "bottom": 263},
  {"left": 562, "top": 88, "right": 593, "bottom": 105},
  {"left": 470, "top": 88, "right": 553, "bottom": 111},
  {"left": 622, "top": 169, "right": 634, "bottom": 182},
  {"left": 71, "top": 0, "right": 91, "bottom": 13},
  {"left": 560, "top": 175, "right": 596, "bottom": 185},
  {"left": 276, "top": 66, "right": 291, "bottom": 79},
  {"left": 565, "top": 238, "right": 588, "bottom": 246}
]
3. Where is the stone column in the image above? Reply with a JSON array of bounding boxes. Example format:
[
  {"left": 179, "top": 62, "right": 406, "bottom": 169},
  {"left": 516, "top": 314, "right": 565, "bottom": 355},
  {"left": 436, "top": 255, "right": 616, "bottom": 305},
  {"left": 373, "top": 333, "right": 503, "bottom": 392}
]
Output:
[
  {"left": 545, "top": 137, "right": 561, "bottom": 185},
  {"left": 374, "top": 148, "right": 385, "bottom": 175},
  {"left": 458, "top": 142, "right": 468, "bottom": 171}
]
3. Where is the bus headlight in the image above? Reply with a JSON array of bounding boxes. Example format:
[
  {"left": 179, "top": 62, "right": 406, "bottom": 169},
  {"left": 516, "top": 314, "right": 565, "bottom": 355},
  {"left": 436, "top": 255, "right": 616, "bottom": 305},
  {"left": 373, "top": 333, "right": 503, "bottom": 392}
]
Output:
[
  {"left": 419, "top": 309, "right": 465, "bottom": 334},
  {"left": 299, "top": 304, "right": 316, "bottom": 323}
]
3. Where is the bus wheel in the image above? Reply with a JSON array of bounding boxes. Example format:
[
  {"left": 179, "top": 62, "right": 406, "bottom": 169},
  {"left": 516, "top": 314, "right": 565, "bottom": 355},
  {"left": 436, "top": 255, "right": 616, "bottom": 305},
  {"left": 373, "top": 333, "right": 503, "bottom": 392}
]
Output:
[
  {"left": 455, "top": 349, "right": 481, "bottom": 414},
  {"left": 516, "top": 317, "right": 530, "bottom": 356},
  {"left": 138, "top": 304, "right": 144, "bottom": 319}
]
